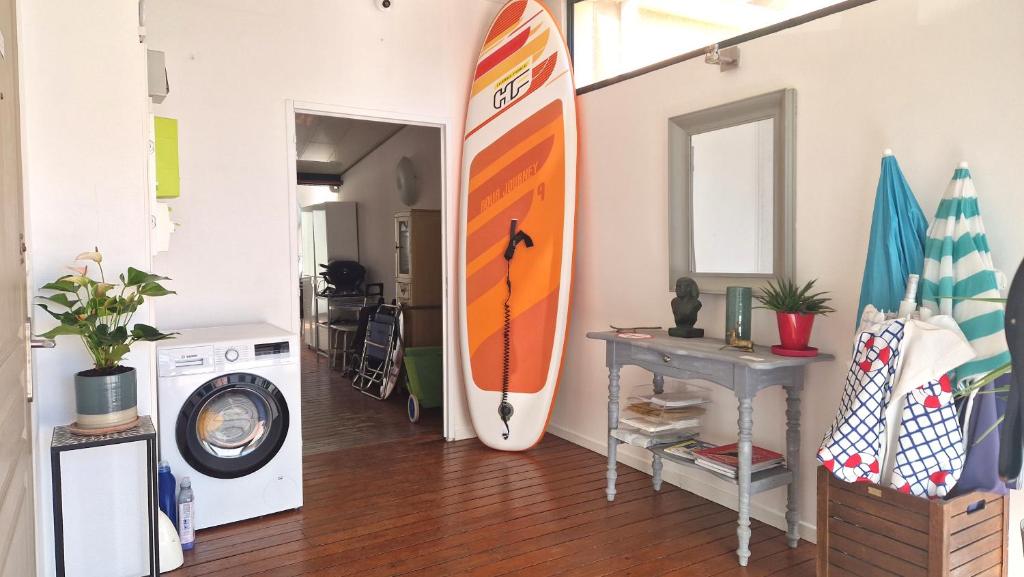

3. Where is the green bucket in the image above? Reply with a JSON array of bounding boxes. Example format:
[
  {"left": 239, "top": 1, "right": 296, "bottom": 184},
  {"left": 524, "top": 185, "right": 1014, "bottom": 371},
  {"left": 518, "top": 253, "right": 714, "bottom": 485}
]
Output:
[{"left": 403, "top": 347, "right": 443, "bottom": 409}]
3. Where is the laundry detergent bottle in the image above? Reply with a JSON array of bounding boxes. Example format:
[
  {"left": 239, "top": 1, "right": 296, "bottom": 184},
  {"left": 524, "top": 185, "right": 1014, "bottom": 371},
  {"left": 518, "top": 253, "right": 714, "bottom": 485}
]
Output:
[
  {"left": 177, "top": 476, "right": 196, "bottom": 550},
  {"left": 157, "top": 460, "right": 177, "bottom": 528}
]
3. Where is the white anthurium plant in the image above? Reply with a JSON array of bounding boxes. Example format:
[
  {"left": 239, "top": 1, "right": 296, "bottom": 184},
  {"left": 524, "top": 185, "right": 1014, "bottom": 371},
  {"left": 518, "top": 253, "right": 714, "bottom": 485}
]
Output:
[{"left": 35, "top": 248, "right": 177, "bottom": 373}]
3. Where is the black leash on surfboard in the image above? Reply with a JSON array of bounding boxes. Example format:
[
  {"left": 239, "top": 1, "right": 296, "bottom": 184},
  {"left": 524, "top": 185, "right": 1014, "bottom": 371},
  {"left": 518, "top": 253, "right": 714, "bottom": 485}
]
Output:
[{"left": 500, "top": 219, "right": 533, "bottom": 440}]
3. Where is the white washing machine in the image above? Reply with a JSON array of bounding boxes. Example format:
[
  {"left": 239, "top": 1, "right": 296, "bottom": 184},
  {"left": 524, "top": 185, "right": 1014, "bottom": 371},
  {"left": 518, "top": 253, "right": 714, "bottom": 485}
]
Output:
[{"left": 156, "top": 323, "right": 302, "bottom": 529}]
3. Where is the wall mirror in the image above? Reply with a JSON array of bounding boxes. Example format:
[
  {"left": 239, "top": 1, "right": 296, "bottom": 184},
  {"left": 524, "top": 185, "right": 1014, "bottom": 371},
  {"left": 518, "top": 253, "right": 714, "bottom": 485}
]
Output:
[{"left": 668, "top": 89, "right": 795, "bottom": 293}]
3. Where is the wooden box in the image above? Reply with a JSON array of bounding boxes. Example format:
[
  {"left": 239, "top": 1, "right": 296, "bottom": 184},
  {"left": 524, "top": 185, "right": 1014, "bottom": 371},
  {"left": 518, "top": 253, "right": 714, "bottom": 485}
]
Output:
[{"left": 817, "top": 467, "right": 1008, "bottom": 577}]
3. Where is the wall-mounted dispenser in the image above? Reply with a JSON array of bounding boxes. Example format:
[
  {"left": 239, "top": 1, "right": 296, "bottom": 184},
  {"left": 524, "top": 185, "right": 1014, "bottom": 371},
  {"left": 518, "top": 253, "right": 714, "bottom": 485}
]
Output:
[{"left": 147, "top": 50, "right": 169, "bottom": 102}]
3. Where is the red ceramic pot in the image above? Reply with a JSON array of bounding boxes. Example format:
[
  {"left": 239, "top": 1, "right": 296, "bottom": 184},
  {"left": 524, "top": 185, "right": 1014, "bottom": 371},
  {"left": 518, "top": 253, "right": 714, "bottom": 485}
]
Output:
[{"left": 776, "top": 312, "right": 816, "bottom": 350}]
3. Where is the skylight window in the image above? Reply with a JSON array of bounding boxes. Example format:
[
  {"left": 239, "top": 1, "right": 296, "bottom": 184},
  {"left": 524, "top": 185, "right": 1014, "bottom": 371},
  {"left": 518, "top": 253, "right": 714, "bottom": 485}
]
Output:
[{"left": 571, "top": 0, "right": 851, "bottom": 88}]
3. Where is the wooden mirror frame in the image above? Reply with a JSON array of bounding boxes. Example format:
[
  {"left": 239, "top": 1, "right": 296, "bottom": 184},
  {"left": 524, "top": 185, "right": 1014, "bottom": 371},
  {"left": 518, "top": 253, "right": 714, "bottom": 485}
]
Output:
[{"left": 667, "top": 88, "right": 796, "bottom": 294}]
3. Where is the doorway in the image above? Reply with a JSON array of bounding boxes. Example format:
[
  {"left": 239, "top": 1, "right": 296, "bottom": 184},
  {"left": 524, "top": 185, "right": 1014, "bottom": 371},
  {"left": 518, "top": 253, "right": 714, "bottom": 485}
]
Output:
[{"left": 287, "top": 105, "right": 449, "bottom": 455}]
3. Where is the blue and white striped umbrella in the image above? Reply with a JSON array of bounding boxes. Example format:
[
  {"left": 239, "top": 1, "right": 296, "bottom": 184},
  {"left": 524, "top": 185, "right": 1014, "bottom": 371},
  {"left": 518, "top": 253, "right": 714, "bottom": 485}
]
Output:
[{"left": 921, "top": 162, "right": 1010, "bottom": 388}]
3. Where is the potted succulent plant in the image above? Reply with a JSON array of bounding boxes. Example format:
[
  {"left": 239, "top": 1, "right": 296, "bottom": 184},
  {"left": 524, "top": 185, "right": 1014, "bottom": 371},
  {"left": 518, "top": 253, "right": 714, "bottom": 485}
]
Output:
[
  {"left": 755, "top": 278, "right": 835, "bottom": 355},
  {"left": 36, "top": 249, "right": 176, "bottom": 431}
]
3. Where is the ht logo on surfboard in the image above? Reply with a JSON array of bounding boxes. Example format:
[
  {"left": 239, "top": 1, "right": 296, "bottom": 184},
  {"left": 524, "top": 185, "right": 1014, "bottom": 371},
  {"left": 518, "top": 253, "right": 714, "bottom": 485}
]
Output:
[{"left": 493, "top": 63, "right": 531, "bottom": 110}]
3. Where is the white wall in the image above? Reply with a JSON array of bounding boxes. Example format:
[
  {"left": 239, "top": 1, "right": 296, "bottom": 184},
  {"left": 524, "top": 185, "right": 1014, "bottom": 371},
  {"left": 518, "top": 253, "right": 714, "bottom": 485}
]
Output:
[
  {"left": 337, "top": 125, "right": 442, "bottom": 303},
  {"left": 296, "top": 184, "right": 339, "bottom": 209},
  {"left": 146, "top": 0, "right": 502, "bottom": 440},
  {"left": 18, "top": 1, "right": 153, "bottom": 575},
  {"left": 550, "top": 0, "right": 1024, "bottom": 570}
]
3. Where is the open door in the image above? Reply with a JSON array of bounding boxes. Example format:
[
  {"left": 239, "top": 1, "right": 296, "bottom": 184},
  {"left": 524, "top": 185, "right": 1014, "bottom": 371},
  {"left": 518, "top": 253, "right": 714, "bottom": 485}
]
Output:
[{"left": 0, "top": 0, "right": 36, "bottom": 573}]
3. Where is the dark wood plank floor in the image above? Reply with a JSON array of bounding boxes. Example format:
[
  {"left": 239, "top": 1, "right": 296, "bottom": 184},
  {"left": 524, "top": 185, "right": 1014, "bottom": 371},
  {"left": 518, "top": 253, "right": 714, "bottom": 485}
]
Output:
[
  {"left": 300, "top": 346, "right": 443, "bottom": 455},
  {"left": 172, "top": 342, "right": 814, "bottom": 575},
  {"left": 172, "top": 432, "right": 816, "bottom": 576}
]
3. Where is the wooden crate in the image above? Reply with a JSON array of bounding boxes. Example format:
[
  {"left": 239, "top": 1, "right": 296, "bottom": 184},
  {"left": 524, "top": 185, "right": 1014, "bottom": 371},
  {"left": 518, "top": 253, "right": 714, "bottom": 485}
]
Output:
[{"left": 817, "top": 467, "right": 1008, "bottom": 577}]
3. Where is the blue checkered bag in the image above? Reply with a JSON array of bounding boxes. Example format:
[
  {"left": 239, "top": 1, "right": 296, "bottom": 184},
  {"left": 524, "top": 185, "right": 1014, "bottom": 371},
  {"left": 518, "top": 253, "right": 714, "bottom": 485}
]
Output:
[
  {"left": 818, "top": 321, "right": 905, "bottom": 484},
  {"left": 890, "top": 374, "right": 964, "bottom": 497}
]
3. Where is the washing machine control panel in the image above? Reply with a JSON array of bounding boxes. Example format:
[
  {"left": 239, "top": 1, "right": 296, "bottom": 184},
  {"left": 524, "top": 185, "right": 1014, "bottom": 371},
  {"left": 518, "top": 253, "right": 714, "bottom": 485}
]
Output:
[
  {"left": 159, "top": 339, "right": 296, "bottom": 377},
  {"left": 214, "top": 344, "right": 253, "bottom": 368},
  {"left": 158, "top": 345, "right": 216, "bottom": 377},
  {"left": 213, "top": 340, "right": 293, "bottom": 371}
]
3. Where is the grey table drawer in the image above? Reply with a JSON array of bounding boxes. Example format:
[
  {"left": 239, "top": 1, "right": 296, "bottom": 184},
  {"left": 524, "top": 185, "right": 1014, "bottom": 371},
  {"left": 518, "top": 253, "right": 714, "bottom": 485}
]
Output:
[{"left": 625, "top": 344, "right": 733, "bottom": 384}]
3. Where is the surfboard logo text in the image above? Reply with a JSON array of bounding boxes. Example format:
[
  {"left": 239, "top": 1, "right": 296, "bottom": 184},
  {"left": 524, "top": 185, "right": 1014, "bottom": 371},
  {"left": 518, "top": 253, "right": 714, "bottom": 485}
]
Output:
[{"left": 494, "top": 66, "right": 531, "bottom": 110}]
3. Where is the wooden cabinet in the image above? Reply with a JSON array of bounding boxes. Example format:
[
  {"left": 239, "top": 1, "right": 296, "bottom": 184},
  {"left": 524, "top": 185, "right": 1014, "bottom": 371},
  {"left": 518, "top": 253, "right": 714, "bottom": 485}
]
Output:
[{"left": 394, "top": 210, "right": 442, "bottom": 346}]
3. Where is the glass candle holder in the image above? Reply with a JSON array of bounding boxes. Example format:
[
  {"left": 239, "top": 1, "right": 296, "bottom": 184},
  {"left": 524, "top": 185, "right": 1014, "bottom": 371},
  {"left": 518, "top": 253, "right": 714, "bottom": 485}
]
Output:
[{"left": 725, "top": 286, "right": 753, "bottom": 342}]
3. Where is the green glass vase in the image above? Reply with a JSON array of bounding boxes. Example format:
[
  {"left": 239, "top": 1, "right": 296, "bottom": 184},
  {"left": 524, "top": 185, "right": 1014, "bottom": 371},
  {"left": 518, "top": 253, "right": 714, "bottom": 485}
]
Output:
[{"left": 726, "top": 286, "right": 752, "bottom": 342}]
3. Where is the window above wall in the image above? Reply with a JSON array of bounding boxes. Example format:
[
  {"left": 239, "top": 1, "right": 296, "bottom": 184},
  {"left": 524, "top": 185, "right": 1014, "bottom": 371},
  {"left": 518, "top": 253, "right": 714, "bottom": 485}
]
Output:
[{"left": 570, "top": 0, "right": 855, "bottom": 90}]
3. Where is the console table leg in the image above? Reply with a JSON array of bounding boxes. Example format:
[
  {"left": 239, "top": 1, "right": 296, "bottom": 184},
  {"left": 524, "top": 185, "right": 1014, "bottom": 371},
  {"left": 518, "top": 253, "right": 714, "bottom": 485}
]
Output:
[
  {"left": 736, "top": 394, "right": 754, "bottom": 566},
  {"left": 652, "top": 373, "right": 665, "bottom": 395},
  {"left": 606, "top": 365, "right": 621, "bottom": 502},
  {"left": 785, "top": 379, "right": 804, "bottom": 548},
  {"left": 652, "top": 453, "right": 663, "bottom": 491}
]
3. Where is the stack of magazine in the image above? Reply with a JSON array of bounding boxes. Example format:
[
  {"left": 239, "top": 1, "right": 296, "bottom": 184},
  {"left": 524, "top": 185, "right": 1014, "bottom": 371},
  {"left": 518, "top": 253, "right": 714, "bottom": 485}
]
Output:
[
  {"left": 690, "top": 443, "right": 785, "bottom": 478},
  {"left": 661, "top": 438, "right": 717, "bottom": 461},
  {"left": 612, "top": 383, "right": 708, "bottom": 449}
]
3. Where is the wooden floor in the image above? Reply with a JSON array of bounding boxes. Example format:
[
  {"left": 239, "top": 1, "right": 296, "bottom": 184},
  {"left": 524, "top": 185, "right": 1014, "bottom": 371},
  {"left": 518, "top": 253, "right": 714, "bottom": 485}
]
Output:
[
  {"left": 172, "top": 343, "right": 815, "bottom": 576},
  {"left": 173, "top": 433, "right": 816, "bottom": 576},
  {"left": 300, "top": 346, "right": 443, "bottom": 455}
]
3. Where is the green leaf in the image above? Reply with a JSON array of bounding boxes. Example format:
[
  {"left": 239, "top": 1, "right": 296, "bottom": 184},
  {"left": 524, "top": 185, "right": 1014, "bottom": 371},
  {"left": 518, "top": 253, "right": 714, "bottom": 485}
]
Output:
[
  {"left": 954, "top": 361, "right": 1013, "bottom": 398},
  {"left": 131, "top": 323, "right": 176, "bottom": 341},
  {"left": 934, "top": 295, "right": 1008, "bottom": 303},
  {"left": 138, "top": 282, "right": 176, "bottom": 297},
  {"left": 755, "top": 277, "right": 834, "bottom": 315},
  {"left": 38, "top": 324, "right": 83, "bottom": 339},
  {"left": 34, "top": 303, "right": 66, "bottom": 321},
  {"left": 123, "top": 267, "right": 170, "bottom": 287},
  {"left": 38, "top": 293, "right": 75, "bottom": 309},
  {"left": 41, "top": 279, "right": 79, "bottom": 293},
  {"left": 107, "top": 344, "right": 131, "bottom": 366}
]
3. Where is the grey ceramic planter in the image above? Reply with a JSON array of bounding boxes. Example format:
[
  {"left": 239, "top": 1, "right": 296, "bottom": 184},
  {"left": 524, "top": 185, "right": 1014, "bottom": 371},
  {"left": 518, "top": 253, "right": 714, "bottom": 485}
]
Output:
[{"left": 74, "top": 366, "right": 138, "bottom": 428}]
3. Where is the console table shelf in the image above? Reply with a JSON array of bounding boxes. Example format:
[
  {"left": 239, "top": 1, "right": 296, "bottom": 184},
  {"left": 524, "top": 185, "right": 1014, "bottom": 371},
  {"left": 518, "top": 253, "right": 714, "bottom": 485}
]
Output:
[
  {"left": 648, "top": 444, "right": 795, "bottom": 493},
  {"left": 587, "top": 330, "right": 833, "bottom": 567}
]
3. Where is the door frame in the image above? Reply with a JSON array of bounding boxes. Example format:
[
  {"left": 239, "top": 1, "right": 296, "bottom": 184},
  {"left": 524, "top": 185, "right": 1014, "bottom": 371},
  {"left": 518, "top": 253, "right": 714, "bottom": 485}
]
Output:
[{"left": 284, "top": 100, "right": 456, "bottom": 441}]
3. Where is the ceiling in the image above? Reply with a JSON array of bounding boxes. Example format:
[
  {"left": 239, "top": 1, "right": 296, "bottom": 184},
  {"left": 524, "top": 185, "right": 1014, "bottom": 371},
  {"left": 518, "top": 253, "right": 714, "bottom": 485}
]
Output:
[{"left": 294, "top": 113, "right": 406, "bottom": 176}]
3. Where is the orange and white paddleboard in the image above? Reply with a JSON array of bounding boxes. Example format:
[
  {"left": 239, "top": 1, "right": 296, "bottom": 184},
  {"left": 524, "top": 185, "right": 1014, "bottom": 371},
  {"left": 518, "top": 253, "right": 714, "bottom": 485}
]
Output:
[{"left": 459, "top": 0, "right": 577, "bottom": 451}]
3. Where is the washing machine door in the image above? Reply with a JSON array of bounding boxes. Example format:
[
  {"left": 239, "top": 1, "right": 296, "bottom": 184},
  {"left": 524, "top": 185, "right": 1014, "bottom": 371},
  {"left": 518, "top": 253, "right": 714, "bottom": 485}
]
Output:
[{"left": 176, "top": 372, "right": 290, "bottom": 479}]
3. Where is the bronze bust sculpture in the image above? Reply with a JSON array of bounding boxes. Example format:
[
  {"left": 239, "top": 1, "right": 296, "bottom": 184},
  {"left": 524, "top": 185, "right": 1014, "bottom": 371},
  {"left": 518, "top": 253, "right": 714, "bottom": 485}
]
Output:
[{"left": 669, "top": 277, "right": 704, "bottom": 338}]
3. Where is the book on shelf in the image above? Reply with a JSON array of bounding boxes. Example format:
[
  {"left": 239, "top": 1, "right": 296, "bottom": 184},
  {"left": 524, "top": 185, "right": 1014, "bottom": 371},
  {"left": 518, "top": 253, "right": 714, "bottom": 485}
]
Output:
[
  {"left": 661, "top": 439, "right": 716, "bottom": 461},
  {"left": 619, "top": 414, "right": 701, "bottom": 433},
  {"left": 611, "top": 426, "right": 696, "bottom": 449},
  {"left": 636, "top": 392, "right": 708, "bottom": 408},
  {"left": 694, "top": 458, "right": 738, "bottom": 477},
  {"left": 624, "top": 402, "right": 705, "bottom": 418},
  {"left": 692, "top": 443, "right": 784, "bottom": 476}
]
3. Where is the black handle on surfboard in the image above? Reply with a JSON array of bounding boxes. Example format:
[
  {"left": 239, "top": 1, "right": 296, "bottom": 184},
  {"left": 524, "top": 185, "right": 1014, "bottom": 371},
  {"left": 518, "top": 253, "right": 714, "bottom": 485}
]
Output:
[
  {"left": 504, "top": 219, "right": 534, "bottom": 261},
  {"left": 500, "top": 219, "right": 533, "bottom": 440}
]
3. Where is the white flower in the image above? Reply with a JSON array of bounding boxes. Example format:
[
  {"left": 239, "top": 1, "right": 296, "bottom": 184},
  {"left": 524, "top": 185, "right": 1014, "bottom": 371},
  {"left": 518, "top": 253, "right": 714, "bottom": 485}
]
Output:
[{"left": 75, "top": 250, "right": 103, "bottom": 263}]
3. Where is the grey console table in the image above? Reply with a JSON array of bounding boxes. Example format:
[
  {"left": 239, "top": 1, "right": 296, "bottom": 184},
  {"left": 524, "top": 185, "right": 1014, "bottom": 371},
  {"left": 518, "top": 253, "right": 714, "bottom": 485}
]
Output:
[{"left": 587, "top": 330, "right": 832, "bottom": 566}]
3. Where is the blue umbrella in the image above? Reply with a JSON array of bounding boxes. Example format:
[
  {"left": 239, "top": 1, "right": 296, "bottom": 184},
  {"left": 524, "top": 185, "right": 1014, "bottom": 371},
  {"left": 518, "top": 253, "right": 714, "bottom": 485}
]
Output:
[{"left": 856, "top": 150, "right": 928, "bottom": 323}]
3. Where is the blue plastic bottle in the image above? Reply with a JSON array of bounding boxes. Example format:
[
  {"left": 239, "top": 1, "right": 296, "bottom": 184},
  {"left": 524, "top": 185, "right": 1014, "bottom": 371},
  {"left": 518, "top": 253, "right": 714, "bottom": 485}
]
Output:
[
  {"left": 157, "top": 460, "right": 177, "bottom": 529},
  {"left": 178, "top": 476, "right": 195, "bottom": 550}
]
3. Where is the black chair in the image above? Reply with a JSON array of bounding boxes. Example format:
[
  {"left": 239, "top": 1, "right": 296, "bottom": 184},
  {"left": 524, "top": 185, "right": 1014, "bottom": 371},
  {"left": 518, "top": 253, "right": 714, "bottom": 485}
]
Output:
[
  {"left": 341, "top": 305, "right": 377, "bottom": 377},
  {"left": 352, "top": 304, "right": 403, "bottom": 400}
]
